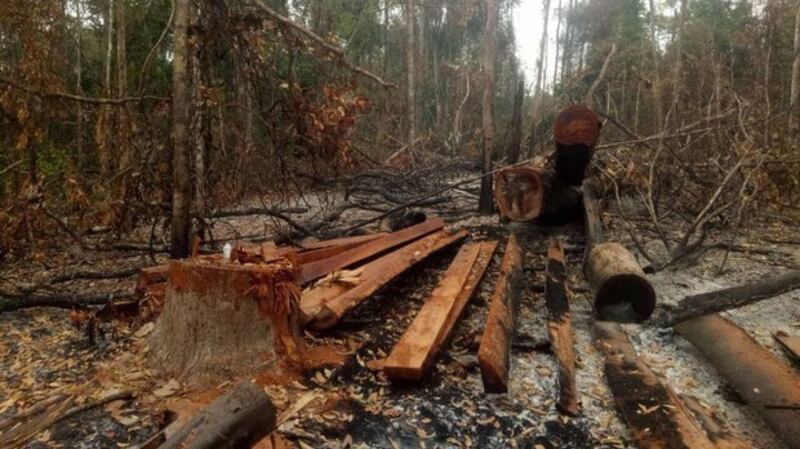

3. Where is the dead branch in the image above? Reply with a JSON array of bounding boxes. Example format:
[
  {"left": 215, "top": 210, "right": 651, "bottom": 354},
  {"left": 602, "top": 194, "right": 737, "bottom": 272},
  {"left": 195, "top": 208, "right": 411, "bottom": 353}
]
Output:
[
  {"left": 0, "top": 76, "right": 169, "bottom": 104},
  {"left": 0, "top": 290, "right": 137, "bottom": 313},
  {"left": 585, "top": 44, "right": 617, "bottom": 104}
]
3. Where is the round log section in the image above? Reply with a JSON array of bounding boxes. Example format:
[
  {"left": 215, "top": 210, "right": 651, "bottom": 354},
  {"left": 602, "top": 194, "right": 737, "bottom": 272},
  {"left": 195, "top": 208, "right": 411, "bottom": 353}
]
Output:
[
  {"left": 553, "top": 105, "right": 602, "bottom": 185},
  {"left": 494, "top": 166, "right": 544, "bottom": 221},
  {"left": 149, "top": 260, "right": 298, "bottom": 384},
  {"left": 586, "top": 242, "right": 656, "bottom": 322}
]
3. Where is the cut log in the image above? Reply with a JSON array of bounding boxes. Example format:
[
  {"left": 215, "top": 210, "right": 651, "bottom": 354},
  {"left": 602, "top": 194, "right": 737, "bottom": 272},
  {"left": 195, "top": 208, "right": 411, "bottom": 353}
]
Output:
[
  {"left": 594, "top": 321, "right": 716, "bottom": 449},
  {"left": 585, "top": 242, "right": 656, "bottom": 322},
  {"left": 652, "top": 270, "right": 800, "bottom": 328},
  {"left": 299, "top": 219, "right": 445, "bottom": 284},
  {"left": 158, "top": 381, "right": 276, "bottom": 449},
  {"left": 478, "top": 235, "right": 524, "bottom": 393},
  {"left": 675, "top": 314, "right": 800, "bottom": 449},
  {"left": 494, "top": 166, "right": 544, "bottom": 221},
  {"left": 149, "top": 260, "right": 298, "bottom": 383},
  {"left": 138, "top": 265, "right": 169, "bottom": 292},
  {"left": 680, "top": 394, "right": 750, "bottom": 449},
  {"left": 304, "top": 229, "right": 468, "bottom": 330},
  {"left": 553, "top": 104, "right": 602, "bottom": 185},
  {"left": 775, "top": 331, "right": 800, "bottom": 363},
  {"left": 582, "top": 183, "right": 604, "bottom": 249},
  {"left": 545, "top": 239, "right": 579, "bottom": 416},
  {"left": 384, "top": 241, "right": 498, "bottom": 381}
]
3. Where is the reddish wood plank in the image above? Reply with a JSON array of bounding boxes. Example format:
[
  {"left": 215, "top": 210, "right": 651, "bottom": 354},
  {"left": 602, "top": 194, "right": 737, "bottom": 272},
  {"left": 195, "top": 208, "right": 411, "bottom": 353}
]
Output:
[
  {"left": 298, "top": 233, "right": 387, "bottom": 251},
  {"left": 137, "top": 265, "right": 169, "bottom": 292},
  {"left": 384, "top": 241, "right": 498, "bottom": 381},
  {"left": 304, "top": 229, "right": 468, "bottom": 330},
  {"left": 299, "top": 219, "right": 445, "bottom": 284},
  {"left": 775, "top": 331, "right": 800, "bottom": 363},
  {"left": 545, "top": 239, "right": 579, "bottom": 416},
  {"left": 478, "top": 235, "right": 523, "bottom": 393},
  {"left": 296, "top": 235, "right": 385, "bottom": 265}
]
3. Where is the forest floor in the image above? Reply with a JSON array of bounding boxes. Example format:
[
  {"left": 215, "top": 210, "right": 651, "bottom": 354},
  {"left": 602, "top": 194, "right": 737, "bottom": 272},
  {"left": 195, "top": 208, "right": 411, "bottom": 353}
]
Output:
[{"left": 1, "top": 177, "right": 799, "bottom": 449}]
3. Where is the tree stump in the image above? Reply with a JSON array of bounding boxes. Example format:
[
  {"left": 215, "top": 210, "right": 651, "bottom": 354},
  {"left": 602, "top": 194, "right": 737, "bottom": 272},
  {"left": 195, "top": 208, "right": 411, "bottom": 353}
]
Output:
[
  {"left": 554, "top": 104, "right": 602, "bottom": 185},
  {"left": 149, "top": 260, "right": 299, "bottom": 384}
]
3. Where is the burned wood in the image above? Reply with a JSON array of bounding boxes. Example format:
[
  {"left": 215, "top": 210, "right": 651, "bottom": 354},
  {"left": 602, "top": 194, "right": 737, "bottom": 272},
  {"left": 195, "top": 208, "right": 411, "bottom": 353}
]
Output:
[
  {"left": 553, "top": 105, "right": 602, "bottom": 185},
  {"left": 675, "top": 314, "right": 800, "bottom": 449},
  {"left": 680, "top": 394, "right": 750, "bottom": 449},
  {"left": 158, "top": 381, "right": 276, "bottom": 449},
  {"left": 775, "top": 331, "right": 800, "bottom": 363},
  {"left": 652, "top": 270, "right": 800, "bottom": 328},
  {"left": 478, "top": 234, "right": 523, "bottom": 393},
  {"left": 299, "top": 219, "right": 445, "bottom": 284},
  {"left": 303, "top": 229, "right": 468, "bottom": 330},
  {"left": 544, "top": 239, "right": 579, "bottom": 416},
  {"left": 585, "top": 242, "right": 656, "bottom": 322},
  {"left": 493, "top": 163, "right": 583, "bottom": 224},
  {"left": 0, "top": 290, "right": 137, "bottom": 313},
  {"left": 594, "top": 321, "right": 716, "bottom": 449},
  {"left": 384, "top": 241, "right": 497, "bottom": 381},
  {"left": 582, "top": 183, "right": 604, "bottom": 249}
]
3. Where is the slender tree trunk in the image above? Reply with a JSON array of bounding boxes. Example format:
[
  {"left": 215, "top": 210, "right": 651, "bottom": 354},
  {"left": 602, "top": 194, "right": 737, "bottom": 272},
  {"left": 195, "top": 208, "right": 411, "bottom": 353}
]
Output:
[
  {"left": 116, "top": 0, "right": 130, "bottom": 172},
  {"left": 405, "top": 0, "right": 416, "bottom": 156},
  {"left": 528, "top": 0, "right": 551, "bottom": 156},
  {"left": 75, "top": 0, "right": 83, "bottom": 168},
  {"left": 478, "top": 0, "right": 498, "bottom": 214},
  {"left": 507, "top": 78, "right": 524, "bottom": 164},
  {"left": 671, "top": 0, "right": 687, "bottom": 126},
  {"left": 98, "top": 0, "right": 115, "bottom": 178},
  {"left": 648, "top": 0, "right": 663, "bottom": 135},
  {"left": 171, "top": 0, "right": 192, "bottom": 259},
  {"left": 790, "top": 0, "right": 800, "bottom": 135},
  {"left": 553, "top": 0, "right": 562, "bottom": 85}
]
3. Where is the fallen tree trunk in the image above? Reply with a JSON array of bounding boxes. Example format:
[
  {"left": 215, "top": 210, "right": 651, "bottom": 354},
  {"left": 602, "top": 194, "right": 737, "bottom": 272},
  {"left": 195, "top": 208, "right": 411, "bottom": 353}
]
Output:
[
  {"left": 303, "top": 229, "right": 468, "bottom": 330},
  {"left": 158, "top": 381, "right": 276, "bottom": 449},
  {"left": 651, "top": 270, "right": 800, "bottom": 328},
  {"left": 544, "top": 239, "right": 579, "bottom": 416},
  {"left": 494, "top": 164, "right": 582, "bottom": 224},
  {"left": 478, "top": 234, "right": 524, "bottom": 393},
  {"left": 384, "top": 241, "right": 497, "bottom": 381},
  {"left": 585, "top": 242, "right": 656, "bottom": 322},
  {"left": 675, "top": 314, "right": 800, "bottom": 449},
  {"left": 553, "top": 104, "right": 602, "bottom": 185},
  {"left": 594, "top": 321, "right": 716, "bottom": 449}
]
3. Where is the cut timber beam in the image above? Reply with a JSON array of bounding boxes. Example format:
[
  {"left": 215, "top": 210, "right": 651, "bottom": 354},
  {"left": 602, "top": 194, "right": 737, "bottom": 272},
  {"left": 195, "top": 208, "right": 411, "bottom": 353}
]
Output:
[
  {"left": 545, "top": 239, "right": 579, "bottom": 416},
  {"left": 652, "top": 270, "right": 800, "bottom": 328},
  {"left": 384, "top": 241, "right": 498, "bottom": 381},
  {"left": 675, "top": 314, "right": 800, "bottom": 449},
  {"left": 304, "top": 229, "right": 468, "bottom": 330},
  {"left": 298, "top": 233, "right": 388, "bottom": 251},
  {"left": 157, "top": 381, "right": 276, "bottom": 449},
  {"left": 295, "top": 234, "right": 387, "bottom": 265},
  {"left": 774, "top": 331, "right": 800, "bottom": 363},
  {"left": 594, "top": 321, "right": 716, "bottom": 449},
  {"left": 478, "top": 235, "right": 524, "bottom": 393},
  {"left": 585, "top": 242, "right": 656, "bottom": 323},
  {"left": 138, "top": 265, "right": 169, "bottom": 292},
  {"left": 681, "top": 394, "right": 750, "bottom": 449},
  {"left": 299, "top": 219, "right": 445, "bottom": 284}
]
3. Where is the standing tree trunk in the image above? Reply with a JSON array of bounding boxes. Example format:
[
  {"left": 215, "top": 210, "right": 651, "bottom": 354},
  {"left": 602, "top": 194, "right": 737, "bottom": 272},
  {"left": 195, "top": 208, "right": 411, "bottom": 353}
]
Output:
[
  {"left": 527, "top": 0, "right": 551, "bottom": 156},
  {"left": 405, "top": 0, "right": 416, "bottom": 157},
  {"left": 116, "top": 0, "right": 130, "bottom": 172},
  {"left": 98, "top": 0, "right": 115, "bottom": 178},
  {"left": 671, "top": 0, "right": 687, "bottom": 125},
  {"left": 478, "top": 0, "right": 499, "bottom": 215},
  {"left": 75, "top": 0, "right": 84, "bottom": 169},
  {"left": 553, "top": 0, "right": 562, "bottom": 85},
  {"left": 171, "top": 0, "right": 192, "bottom": 259},
  {"left": 790, "top": 0, "right": 800, "bottom": 135},
  {"left": 506, "top": 78, "right": 524, "bottom": 164}
]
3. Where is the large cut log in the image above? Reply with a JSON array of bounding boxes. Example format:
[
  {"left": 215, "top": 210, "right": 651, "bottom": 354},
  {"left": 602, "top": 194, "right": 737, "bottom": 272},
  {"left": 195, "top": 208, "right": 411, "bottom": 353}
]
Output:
[
  {"left": 158, "top": 381, "right": 276, "bottom": 449},
  {"left": 553, "top": 104, "right": 602, "bottom": 185},
  {"left": 594, "top": 321, "right": 716, "bottom": 449},
  {"left": 775, "top": 331, "right": 800, "bottom": 363},
  {"left": 478, "top": 235, "right": 524, "bottom": 393},
  {"left": 149, "top": 260, "right": 297, "bottom": 383},
  {"left": 384, "top": 241, "right": 497, "bottom": 381},
  {"left": 303, "top": 229, "right": 468, "bottom": 330},
  {"left": 651, "top": 270, "right": 800, "bottom": 327},
  {"left": 675, "top": 314, "right": 800, "bottom": 449},
  {"left": 585, "top": 242, "right": 656, "bottom": 322},
  {"left": 494, "top": 164, "right": 583, "bottom": 224},
  {"left": 299, "top": 219, "right": 445, "bottom": 284},
  {"left": 544, "top": 239, "right": 579, "bottom": 416}
]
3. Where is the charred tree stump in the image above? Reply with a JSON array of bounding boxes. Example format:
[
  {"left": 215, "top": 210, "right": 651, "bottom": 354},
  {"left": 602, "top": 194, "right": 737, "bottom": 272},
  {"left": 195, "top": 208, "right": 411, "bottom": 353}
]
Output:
[
  {"left": 149, "top": 260, "right": 300, "bottom": 384},
  {"left": 545, "top": 239, "right": 579, "bottom": 416},
  {"left": 158, "top": 381, "right": 276, "bottom": 449},
  {"left": 676, "top": 314, "right": 800, "bottom": 449},
  {"left": 586, "top": 242, "right": 656, "bottom": 322},
  {"left": 553, "top": 105, "right": 602, "bottom": 185},
  {"left": 478, "top": 235, "right": 524, "bottom": 393}
]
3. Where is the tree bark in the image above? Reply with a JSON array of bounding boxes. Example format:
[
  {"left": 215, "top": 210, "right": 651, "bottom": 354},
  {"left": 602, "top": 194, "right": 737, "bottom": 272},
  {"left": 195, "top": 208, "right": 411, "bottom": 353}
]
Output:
[
  {"left": 528, "top": 0, "right": 551, "bottom": 156},
  {"left": 506, "top": 78, "right": 524, "bottom": 164},
  {"left": 170, "top": 0, "right": 192, "bottom": 259},
  {"left": 545, "top": 239, "right": 578, "bottom": 416},
  {"left": 405, "top": 0, "right": 416, "bottom": 156},
  {"left": 586, "top": 242, "right": 656, "bottom": 322},
  {"left": 116, "top": 0, "right": 130, "bottom": 171},
  {"left": 791, "top": 0, "right": 800, "bottom": 135},
  {"left": 158, "top": 381, "right": 276, "bottom": 449},
  {"left": 478, "top": 0, "right": 499, "bottom": 214}
]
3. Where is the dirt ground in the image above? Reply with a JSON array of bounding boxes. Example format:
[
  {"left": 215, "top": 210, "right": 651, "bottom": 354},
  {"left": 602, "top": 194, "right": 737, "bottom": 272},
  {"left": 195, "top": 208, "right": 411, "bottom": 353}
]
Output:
[{"left": 1, "top": 186, "right": 799, "bottom": 449}]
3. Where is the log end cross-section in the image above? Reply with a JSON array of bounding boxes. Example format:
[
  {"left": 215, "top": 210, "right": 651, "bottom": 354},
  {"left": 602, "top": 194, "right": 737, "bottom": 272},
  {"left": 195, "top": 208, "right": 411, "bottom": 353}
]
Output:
[
  {"left": 553, "top": 105, "right": 602, "bottom": 186},
  {"left": 545, "top": 239, "right": 579, "bottom": 416},
  {"left": 494, "top": 166, "right": 544, "bottom": 222},
  {"left": 478, "top": 234, "right": 523, "bottom": 393},
  {"left": 384, "top": 241, "right": 498, "bottom": 381},
  {"left": 586, "top": 242, "right": 656, "bottom": 323}
]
